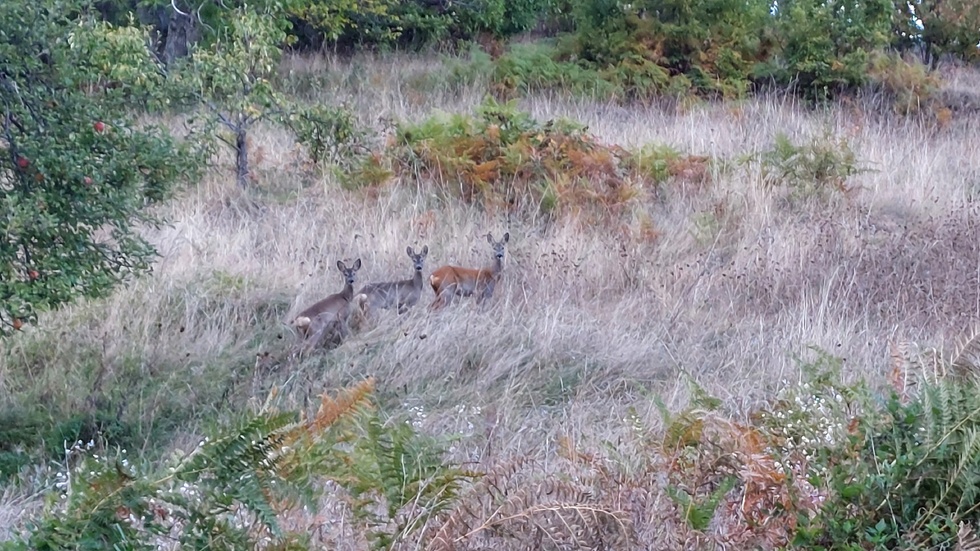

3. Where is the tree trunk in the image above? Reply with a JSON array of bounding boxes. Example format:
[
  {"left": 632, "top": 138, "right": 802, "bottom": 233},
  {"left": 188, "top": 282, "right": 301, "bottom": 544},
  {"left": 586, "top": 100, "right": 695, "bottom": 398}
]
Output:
[
  {"left": 162, "top": 8, "right": 198, "bottom": 68},
  {"left": 236, "top": 129, "right": 249, "bottom": 189}
]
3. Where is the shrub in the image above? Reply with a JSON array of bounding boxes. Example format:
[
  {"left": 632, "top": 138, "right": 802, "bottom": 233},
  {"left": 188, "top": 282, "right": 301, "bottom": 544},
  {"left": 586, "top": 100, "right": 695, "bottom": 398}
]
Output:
[
  {"left": 566, "top": 0, "right": 772, "bottom": 98},
  {"left": 376, "top": 98, "right": 645, "bottom": 218},
  {"left": 626, "top": 144, "right": 707, "bottom": 186},
  {"left": 177, "top": 5, "right": 363, "bottom": 189},
  {"left": 755, "top": 132, "right": 865, "bottom": 200},
  {"left": 764, "top": 339, "right": 980, "bottom": 549},
  {"left": 0, "top": 409, "right": 138, "bottom": 483},
  {"left": 327, "top": 408, "right": 475, "bottom": 549},
  {"left": 404, "top": 46, "right": 496, "bottom": 96},
  {"left": 893, "top": 0, "right": 980, "bottom": 65},
  {"left": 867, "top": 52, "right": 943, "bottom": 114},
  {"left": 492, "top": 42, "right": 621, "bottom": 98}
]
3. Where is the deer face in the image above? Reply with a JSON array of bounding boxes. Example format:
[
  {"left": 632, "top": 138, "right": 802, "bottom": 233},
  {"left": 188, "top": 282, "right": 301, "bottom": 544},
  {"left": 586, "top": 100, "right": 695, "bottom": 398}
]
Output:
[
  {"left": 337, "top": 258, "right": 361, "bottom": 286},
  {"left": 488, "top": 232, "right": 509, "bottom": 259},
  {"left": 407, "top": 246, "right": 428, "bottom": 273}
]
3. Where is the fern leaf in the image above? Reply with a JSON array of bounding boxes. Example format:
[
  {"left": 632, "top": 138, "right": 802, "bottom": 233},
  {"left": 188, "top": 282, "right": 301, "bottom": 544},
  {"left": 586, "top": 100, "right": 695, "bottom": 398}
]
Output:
[
  {"left": 958, "top": 521, "right": 980, "bottom": 551},
  {"left": 951, "top": 328, "right": 980, "bottom": 379},
  {"left": 307, "top": 376, "right": 375, "bottom": 435},
  {"left": 667, "top": 477, "right": 736, "bottom": 531}
]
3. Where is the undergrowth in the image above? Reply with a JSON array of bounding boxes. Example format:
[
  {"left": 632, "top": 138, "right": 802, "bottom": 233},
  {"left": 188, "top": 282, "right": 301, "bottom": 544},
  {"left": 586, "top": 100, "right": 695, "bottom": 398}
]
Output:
[
  {"left": 353, "top": 97, "right": 713, "bottom": 222},
  {"left": 2, "top": 379, "right": 474, "bottom": 551},
  {"left": 10, "top": 333, "right": 980, "bottom": 549},
  {"left": 751, "top": 132, "right": 865, "bottom": 202}
]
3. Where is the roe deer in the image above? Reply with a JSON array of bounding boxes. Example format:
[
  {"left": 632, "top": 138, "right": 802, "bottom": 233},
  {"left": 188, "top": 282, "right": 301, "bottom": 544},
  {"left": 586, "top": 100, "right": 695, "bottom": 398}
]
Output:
[
  {"left": 358, "top": 246, "right": 429, "bottom": 314},
  {"left": 430, "top": 232, "right": 509, "bottom": 308},
  {"left": 292, "top": 259, "right": 362, "bottom": 347},
  {"left": 301, "top": 292, "right": 369, "bottom": 353}
]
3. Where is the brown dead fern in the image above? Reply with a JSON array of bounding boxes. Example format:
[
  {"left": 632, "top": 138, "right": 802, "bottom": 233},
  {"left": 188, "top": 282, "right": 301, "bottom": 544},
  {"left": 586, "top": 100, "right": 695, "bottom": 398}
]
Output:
[
  {"left": 423, "top": 456, "right": 632, "bottom": 551},
  {"left": 950, "top": 328, "right": 980, "bottom": 379},
  {"left": 958, "top": 521, "right": 980, "bottom": 551}
]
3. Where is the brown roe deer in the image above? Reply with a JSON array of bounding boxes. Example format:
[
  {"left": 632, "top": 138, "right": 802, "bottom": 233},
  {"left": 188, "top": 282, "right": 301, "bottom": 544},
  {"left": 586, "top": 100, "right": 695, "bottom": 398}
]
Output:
[{"left": 430, "top": 233, "right": 509, "bottom": 308}]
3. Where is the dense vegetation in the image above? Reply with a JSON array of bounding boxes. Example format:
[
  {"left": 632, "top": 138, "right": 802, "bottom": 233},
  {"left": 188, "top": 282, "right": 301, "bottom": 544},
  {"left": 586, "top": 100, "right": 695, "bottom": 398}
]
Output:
[
  {"left": 89, "top": 0, "right": 980, "bottom": 101},
  {"left": 2, "top": 0, "right": 980, "bottom": 548}
]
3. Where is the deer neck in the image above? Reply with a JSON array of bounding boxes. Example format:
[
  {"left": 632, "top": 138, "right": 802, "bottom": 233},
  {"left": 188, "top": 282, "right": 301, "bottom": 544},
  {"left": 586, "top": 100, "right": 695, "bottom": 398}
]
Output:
[
  {"left": 340, "top": 282, "right": 354, "bottom": 302},
  {"left": 412, "top": 268, "right": 423, "bottom": 289},
  {"left": 488, "top": 256, "right": 503, "bottom": 278}
]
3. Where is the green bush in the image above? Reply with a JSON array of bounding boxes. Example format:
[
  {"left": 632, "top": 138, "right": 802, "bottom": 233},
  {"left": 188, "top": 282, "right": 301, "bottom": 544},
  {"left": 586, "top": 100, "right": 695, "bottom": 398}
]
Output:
[
  {"left": 174, "top": 4, "right": 363, "bottom": 188},
  {"left": 867, "top": 52, "right": 943, "bottom": 114},
  {"left": 290, "top": 0, "right": 558, "bottom": 50},
  {"left": 0, "top": 410, "right": 136, "bottom": 482},
  {"left": 626, "top": 144, "right": 684, "bottom": 184},
  {"left": 493, "top": 41, "right": 621, "bottom": 98},
  {"left": 647, "top": 342, "right": 980, "bottom": 548},
  {"left": 377, "top": 97, "right": 648, "bottom": 217},
  {"left": 566, "top": 0, "right": 772, "bottom": 98},
  {"left": 893, "top": 0, "right": 980, "bottom": 65},
  {"left": 756, "top": 132, "right": 864, "bottom": 200}
]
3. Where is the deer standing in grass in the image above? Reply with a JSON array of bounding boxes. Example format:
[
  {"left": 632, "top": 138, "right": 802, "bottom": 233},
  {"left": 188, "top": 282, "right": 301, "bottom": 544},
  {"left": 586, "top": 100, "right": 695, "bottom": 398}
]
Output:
[
  {"left": 292, "top": 259, "right": 362, "bottom": 350},
  {"left": 430, "top": 232, "right": 509, "bottom": 308},
  {"left": 358, "top": 246, "right": 429, "bottom": 315}
]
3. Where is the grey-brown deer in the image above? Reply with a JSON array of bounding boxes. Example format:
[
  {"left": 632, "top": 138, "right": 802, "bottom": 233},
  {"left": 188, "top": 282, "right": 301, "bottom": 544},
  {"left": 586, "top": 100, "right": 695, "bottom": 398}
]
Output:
[
  {"left": 358, "top": 246, "right": 429, "bottom": 315},
  {"left": 292, "top": 259, "right": 361, "bottom": 349},
  {"left": 430, "top": 232, "right": 509, "bottom": 308}
]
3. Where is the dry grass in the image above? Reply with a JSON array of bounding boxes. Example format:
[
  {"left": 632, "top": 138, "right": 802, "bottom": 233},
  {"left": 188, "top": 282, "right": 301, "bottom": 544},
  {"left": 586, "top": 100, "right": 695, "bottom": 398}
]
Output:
[{"left": 2, "top": 51, "right": 980, "bottom": 547}]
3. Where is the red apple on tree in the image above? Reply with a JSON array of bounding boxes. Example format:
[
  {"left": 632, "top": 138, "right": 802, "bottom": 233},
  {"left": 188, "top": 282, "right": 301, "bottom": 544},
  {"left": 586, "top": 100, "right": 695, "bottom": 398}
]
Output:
[
  {"left": 28, "top": 270, "right": 39, "bottom": 281},
  {"left": 93, "top": 121, "right": 106, "bottom": 133},
  {"left": 83, "top": 176, "right": 93, "bottom": 186},
  {"left": 16, "top": 156, "right": 29, "bottom": 170}
]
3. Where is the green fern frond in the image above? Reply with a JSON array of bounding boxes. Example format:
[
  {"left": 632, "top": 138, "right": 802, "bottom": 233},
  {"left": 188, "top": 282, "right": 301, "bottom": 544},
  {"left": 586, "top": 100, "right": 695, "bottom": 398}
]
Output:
[
  {"left": 329, "top": 407, "right": 474, "bottom": 549},
  {"left": 175, "top": 411, "right": 300, "bottom": 536},
  {"left": 953, "top": 427, "right": 980, "bottom": 492},
  {"left": 667, "top": 477, "right": 736, "bottom": 531}
]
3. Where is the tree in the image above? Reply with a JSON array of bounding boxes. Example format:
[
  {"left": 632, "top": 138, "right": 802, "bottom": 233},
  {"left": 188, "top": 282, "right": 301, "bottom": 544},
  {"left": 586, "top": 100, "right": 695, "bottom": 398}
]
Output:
[
  {"left": 893, "top": 0, "right": 980, "bottom": 65},
  {"left": 0, "top": 0, "right": 201, "bottom": 335},
  {"left": 767, "top": 0, "right": 893, "bottom": 98},
  {"left": 178, "top": 4, "right": 359, "bottom": 188}
]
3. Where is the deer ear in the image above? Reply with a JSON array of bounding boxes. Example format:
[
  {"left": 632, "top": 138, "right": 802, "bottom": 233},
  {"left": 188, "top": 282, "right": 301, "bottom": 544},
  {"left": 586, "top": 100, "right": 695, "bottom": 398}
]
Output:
[
  {"left": 353, "top": 258, "right": 362, "bottom": 270},
  {"left": 406, "top": 246, "right": 414, "bottom": 256},
  {"left": 421, "top": 245, "right": 428, "bottom": 256},
  {"left": 337, "top": 260, "right": 346, "bottom": 272},
  {"left": 487, "top": 233, "right": 494, "bottom": 244},
  {"left": 503, "top": 232, "right": 510, "bottom": 243}
]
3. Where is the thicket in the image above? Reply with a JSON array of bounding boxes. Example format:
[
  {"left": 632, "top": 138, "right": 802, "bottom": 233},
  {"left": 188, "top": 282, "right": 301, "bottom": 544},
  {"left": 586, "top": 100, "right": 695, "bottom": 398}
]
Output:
[
  {"left": 95, "top": 0, "right": 563, "bottom": 52},
  {"left": 491, "top": 0, "right": 942, "bottom": 102},
  {"left": 1, "top": 379, "right": 475, "bottom": 551},
  {"left": 75, "top": 0, "right": 980, "bottom": 104}
]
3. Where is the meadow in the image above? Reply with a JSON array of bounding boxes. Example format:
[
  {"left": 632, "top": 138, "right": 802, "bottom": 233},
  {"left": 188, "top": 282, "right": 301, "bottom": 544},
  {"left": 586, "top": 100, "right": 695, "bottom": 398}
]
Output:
[{"left": 3, "top": 51, "right": 980, "bottom": 548}]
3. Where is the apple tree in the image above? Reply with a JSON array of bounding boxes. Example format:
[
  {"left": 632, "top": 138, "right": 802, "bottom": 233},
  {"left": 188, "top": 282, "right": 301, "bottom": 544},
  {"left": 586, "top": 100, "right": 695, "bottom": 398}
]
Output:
[{"left": 0, "top": 0, "right": 201, "bottom": 335}]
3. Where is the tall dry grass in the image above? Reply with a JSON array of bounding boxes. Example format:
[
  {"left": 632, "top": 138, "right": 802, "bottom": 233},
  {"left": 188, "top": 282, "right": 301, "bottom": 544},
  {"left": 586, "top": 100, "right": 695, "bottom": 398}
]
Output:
[{"left": 2, "top": 50, "right": 980, "bottom": 545}]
